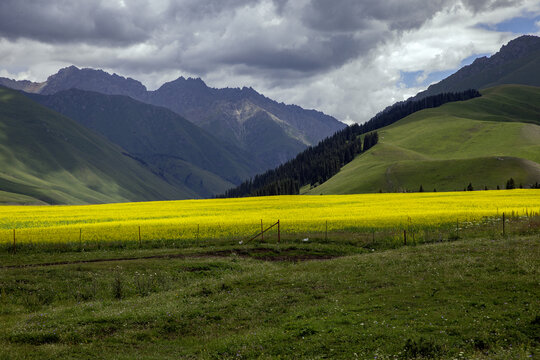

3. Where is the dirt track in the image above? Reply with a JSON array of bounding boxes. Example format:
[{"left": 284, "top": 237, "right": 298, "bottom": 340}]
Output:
[{"left": 0, "top": 248, "right": 340, "bottom": 269}]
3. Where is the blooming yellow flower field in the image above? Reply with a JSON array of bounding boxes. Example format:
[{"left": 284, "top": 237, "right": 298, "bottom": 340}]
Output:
[{"left": 0, "top": 190, "right": 538, "bottom": 245}]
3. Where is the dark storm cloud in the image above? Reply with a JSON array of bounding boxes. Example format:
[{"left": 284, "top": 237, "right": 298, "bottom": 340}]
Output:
[
  {"left": 209, "top": 33, "right": 374, "bottom": 73},
  {"left": 0, "top": 0, "right": 153, "bottom": 45},
  {"left": 302, "top": 0, "right": 447, "bottom": 32},
  {"left": 0, "top": 0, "right": 530, "bottom": 79},
  {"left": 166, "top": 0, "right": 255, "bottom": 19},
  {"left": 302, "top": 0, "right": 524, "bottom": 33},
  {"left": 463, "top": 0, "right": 524, "bottom": 13}
]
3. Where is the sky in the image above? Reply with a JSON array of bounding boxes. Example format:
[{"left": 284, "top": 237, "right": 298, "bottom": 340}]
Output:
[{"left": 0, "top": 1, "right": 539, "bottom": 124}]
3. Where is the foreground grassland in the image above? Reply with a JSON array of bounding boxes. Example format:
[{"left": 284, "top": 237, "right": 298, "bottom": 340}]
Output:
[
  {"left": 0, "top": 190, "right": 539, "bottom": 248},
  {"left": 0, "top": 235, "right": 538, "bottom": 359}
]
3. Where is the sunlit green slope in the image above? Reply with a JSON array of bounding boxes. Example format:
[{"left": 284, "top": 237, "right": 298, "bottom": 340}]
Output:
[{"left": 309, "top": 85, "right": 540, "bottom": 194}]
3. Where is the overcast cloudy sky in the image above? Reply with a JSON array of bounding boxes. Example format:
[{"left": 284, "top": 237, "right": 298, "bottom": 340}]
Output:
[{"left": 1, "top": 0, "right": 539, "bottom": 123}]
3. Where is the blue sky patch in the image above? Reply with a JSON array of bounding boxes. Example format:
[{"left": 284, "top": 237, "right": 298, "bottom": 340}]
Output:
[
  {"left": 478, "top": 14, "right": 540, "bottom": 34},
  {"left": 400, "top": 53, "right": 491, "bottom": 88}
]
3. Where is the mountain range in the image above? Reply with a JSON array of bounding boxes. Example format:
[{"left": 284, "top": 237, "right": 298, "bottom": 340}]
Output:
[
  {"left": 0, "top": 66, "right": 344, "bottom": 202},
  {"left": 1, "top": 35, "right": 539, "bottom": 204},
  {"left": 1, "top": 67, "right": 345, "bottom": 169}
]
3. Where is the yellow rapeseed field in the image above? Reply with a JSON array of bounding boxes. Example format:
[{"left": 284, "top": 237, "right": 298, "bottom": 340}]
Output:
[{"left": 0, "top": 190, "right": 538, "bottom": 245}]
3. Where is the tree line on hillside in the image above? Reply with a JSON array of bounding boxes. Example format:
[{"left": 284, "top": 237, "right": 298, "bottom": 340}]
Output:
[
  {"left": 359, "top": 89, "right": 481, "bottom": 133},
  {"left": 415, "top": 178, "right": 540, "bottom": 193},
  {"left": 224, "top": 130, "right": 378, "bottom": 197},
  {"left": 222, "top": 89, "right": 482, "bottom": 198}
]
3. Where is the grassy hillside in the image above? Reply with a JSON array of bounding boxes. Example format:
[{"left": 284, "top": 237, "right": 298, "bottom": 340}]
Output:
[
  {"left": 29, "top": 89, "right": 263, "bottom": 196},
  {"left": 309, "top": 85, "right": 540, "bottom": 194},
  {"left": 0, "top": 86, "right": 193, "bottom": 204}
]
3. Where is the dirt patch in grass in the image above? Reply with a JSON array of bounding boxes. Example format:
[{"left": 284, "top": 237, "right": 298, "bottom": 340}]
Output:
[
  {"left": 206, "top": 247, "right": 339, "bottom": 262},
  {"left": 0, "top": 247, "right": 341, "bottom": 269}
]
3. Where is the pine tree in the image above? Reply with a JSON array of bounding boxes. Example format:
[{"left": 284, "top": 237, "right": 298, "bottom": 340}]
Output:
[
  {"left": 506, "top": 178, "right": 515, "bottom": 189},
  {"left": 419, "top": 185, "right": 424, "bottom": 192}
]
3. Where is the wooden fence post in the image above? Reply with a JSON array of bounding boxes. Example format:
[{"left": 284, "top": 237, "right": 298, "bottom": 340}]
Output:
[
  {"left": 403, "top": 229, "right": 407, "bottom": 245},
  {"left": 278, "top": 220, "right": 280, "bottom": 243},
  {"left": 502, "top": 212, "right": 505, "bottom": 236},
  {"left": 325, "top": 220, "right": 328, "bottom": 241}
]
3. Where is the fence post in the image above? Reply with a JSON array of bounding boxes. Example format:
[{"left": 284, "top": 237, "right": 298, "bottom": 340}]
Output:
[
  {"left": 502, "top": 212, "right": 505, "bottom": 236},
  {"left": 403, "top": 229, "right": 407, "bottom": 245},
  {"left": 325, "top": 220, "right": 328, "bottom": 241},
  {"left": 278, "top": 220, "right": 280, "bottom": 243},
  {"left": 261, "top": 219, "right": 264, "bottom": 242}
]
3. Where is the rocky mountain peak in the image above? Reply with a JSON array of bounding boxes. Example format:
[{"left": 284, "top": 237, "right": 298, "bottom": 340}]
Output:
[
  {"left": 499, "top": 35, "right": 540, "bottom": 54},
  {"left": 41, "top": 66, "right": 148, "bottom": 98}
]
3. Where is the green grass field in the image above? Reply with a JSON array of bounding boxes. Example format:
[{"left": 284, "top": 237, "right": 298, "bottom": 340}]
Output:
[
  {"left": 0, "top": 234, "right": 538, "bottom": 359},
  {"left": 309, "top": 85, "right": 540, "bottom": 194}
]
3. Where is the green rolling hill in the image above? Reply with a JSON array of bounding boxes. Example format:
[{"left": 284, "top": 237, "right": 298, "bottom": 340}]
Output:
[
  {"left": 307, "top": 85, "right": 540, "bottom": 194},
  {"left": 0, "top": 86, "right": 193, "bottom": 205}
]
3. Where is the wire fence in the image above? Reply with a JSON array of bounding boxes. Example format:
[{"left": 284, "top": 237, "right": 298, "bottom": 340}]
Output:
[{"left": 1, "top": 212, "right": 538, "bottom": 254}]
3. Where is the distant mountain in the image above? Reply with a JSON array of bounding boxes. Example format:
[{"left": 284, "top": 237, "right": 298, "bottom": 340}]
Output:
[
  {"left": 415, "top": 35, "right": 540, "bottom": 99},
  {"left": 0, "top": 65, "right": 147, "bottom": 98},
  {"left": 0, "top": 86, "right": 192, "bottom": 205},
  {"left": 148, "top": 77, "right": 345, "bottom": 167},
  {"left": 28, "top": 89, "right": 263, "bottom": 197},
  {"left": 0, "top": 66, "right": 345, "bottom": 169}
]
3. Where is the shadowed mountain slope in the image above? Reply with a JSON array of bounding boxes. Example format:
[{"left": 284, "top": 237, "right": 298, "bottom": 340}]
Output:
[
  {"left": 28, "top": 89, "right": 263, "bottom": 197},
  {"left": 0, "top": 86, "right": 192, "bottom": 204}
]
